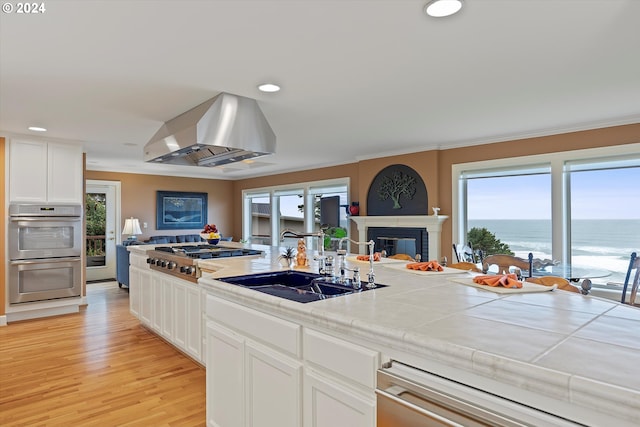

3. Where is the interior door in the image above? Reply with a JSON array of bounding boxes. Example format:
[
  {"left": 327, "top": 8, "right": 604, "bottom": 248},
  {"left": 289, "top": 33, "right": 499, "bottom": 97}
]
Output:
[{"left": 86, "top": 180, "right": 119, "bottom": 281}]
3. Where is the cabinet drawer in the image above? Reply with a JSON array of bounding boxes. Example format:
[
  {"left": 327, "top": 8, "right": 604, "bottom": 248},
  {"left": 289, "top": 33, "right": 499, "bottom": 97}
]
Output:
[
  {"left": 304, "top": 329, "right": 379, "bottom": 389},
  {"left": 130, "top": 253, "right": 149, "bottom": 269},
  {"left": 206, "top": 294, "right": 300, "bottom": 358}
]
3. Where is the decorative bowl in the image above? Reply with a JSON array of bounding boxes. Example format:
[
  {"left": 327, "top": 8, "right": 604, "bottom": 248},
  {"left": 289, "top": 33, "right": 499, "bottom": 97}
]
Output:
[{"left": 200, "top": 233, "right": 220, "bottom": 245}]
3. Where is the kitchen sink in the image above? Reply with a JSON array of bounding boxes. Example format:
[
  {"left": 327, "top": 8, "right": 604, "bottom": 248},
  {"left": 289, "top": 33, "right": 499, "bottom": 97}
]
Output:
[{"left": 217, "top": 270, "right": 386, "bottom": 303}]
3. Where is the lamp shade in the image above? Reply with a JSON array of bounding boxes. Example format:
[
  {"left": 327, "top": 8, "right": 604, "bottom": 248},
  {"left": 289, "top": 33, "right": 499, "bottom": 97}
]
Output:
[{"left": 123, "top": 217, "right": 142, "bottom": 239}]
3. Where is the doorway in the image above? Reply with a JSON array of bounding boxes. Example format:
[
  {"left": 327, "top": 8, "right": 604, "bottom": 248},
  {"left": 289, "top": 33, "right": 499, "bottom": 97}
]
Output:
[{"left": 86, "top": 180, "right": 121, "bottom": 282}]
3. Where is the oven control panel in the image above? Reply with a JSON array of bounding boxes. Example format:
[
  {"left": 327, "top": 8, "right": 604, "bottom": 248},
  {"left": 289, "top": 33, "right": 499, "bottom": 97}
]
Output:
[{"left": 147, "top": 256, "right": 199, "bottom": 283}]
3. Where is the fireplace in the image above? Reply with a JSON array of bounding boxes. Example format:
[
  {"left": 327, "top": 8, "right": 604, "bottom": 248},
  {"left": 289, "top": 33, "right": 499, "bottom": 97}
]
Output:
[
  {"left": 350, "top": 215, "right": 448, "bottom": 261},
  {"left": 367, "top": 227, "right": 428, "bottom": 260}
]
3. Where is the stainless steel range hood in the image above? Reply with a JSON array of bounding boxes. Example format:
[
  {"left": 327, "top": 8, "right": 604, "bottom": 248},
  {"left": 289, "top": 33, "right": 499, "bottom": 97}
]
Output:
[{"left": 144, "top": 92, "right": 276, "bottom": 167}]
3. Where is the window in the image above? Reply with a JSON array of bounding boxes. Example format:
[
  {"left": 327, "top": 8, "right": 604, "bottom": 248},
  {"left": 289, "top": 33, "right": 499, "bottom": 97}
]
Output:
[
  {"left": 566, "top": 157, "right": 640, "bottom": 285},
  {"left": 453, "top": 144, "right": 640, "bottom": 290},
  {"left": 460, "top": 165, "right": 552, "bottom": 261},
  {"left": 243, "top": 179, "right": 349, "bottom": 252}
]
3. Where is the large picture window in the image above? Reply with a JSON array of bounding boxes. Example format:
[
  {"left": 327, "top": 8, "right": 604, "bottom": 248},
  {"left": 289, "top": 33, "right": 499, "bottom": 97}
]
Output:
[{"left": 453, "top": 144, "right": 640, "bottom": 293}]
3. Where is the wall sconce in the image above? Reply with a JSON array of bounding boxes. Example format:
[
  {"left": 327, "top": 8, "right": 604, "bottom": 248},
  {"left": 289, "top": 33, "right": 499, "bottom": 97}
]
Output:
[{"left": 122, "top": 217, "right": 142, "bottom": 240}]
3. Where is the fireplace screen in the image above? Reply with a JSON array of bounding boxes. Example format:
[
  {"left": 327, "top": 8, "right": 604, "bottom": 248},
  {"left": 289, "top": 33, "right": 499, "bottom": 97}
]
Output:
[{"left": 367, "top": 227, "right": 428, "bottom": 260}]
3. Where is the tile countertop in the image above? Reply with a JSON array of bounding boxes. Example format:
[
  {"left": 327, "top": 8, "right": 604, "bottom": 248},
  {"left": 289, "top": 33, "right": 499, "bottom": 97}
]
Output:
[{"left": 189, "top": 246, "right": 639, "bottom": 426}]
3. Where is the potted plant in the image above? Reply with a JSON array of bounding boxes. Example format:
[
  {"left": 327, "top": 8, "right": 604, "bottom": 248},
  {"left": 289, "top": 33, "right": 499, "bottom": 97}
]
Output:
[{"left": 278, "top": 247, "right": 296, "bottom": 269}]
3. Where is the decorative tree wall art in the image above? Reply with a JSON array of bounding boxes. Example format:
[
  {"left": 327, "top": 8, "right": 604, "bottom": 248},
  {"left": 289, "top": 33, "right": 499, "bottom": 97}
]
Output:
[
  {"left": 367, "top": 164, "right": 428, "bottom": 216},
  {"left": 378, "top": 170, "right": 416, "bottom": 209}
]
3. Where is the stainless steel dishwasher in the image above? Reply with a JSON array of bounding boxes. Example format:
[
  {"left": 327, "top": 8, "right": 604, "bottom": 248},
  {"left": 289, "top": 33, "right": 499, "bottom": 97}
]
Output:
[{"left": 376, "top": 361, "right": 582, "bottom": 427}]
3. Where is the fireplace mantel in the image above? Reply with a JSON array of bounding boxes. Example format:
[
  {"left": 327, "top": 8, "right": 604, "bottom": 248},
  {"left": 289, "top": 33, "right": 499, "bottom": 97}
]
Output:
[{"left": 349, "top": 215, "right": 448, "bottom": 260}]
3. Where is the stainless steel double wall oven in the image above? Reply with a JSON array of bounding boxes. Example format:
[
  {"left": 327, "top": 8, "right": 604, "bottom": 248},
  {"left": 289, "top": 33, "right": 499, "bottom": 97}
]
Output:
[{"left": 9, "top": 204, "right": 83, "bottom": 304}]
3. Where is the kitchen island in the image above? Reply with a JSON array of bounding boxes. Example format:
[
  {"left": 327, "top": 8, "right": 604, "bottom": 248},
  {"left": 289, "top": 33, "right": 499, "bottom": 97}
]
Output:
[{"left": 128, "top": 243, "right": 640, "bottom": 426}]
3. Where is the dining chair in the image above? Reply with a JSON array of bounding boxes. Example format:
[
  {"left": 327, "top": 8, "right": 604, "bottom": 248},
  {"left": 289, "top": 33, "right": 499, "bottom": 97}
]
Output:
[
  {"left": 621, "top": 252, "right": 639, "bottom": 305},
  {"left": 482, "top": 253, "right": 533, "bottom": 278},
  {"left": 453, "top": 243, "right": 476, "bottom": 263},
  {"left": 448, "top": 261, "right": 482, "bottom": 273},
  {"left": 525, "top": 276, "right": 580, "bottom": 293}
]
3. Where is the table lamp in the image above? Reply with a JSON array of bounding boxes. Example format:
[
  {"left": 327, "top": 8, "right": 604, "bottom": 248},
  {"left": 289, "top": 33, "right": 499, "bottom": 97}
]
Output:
[{"left": 123, "top": 217, "right": 142, "bottom": 240}]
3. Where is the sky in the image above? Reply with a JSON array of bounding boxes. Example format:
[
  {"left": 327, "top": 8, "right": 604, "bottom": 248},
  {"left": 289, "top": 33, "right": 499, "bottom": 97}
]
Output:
[{"left": 467, "top": 167, "right": 640, "bottom": 220}]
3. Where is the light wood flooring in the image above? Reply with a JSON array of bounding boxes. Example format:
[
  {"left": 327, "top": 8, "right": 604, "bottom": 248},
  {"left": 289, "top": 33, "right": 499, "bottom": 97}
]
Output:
[{"left": 0, "top": 282, "right": 206, "bottom": 427}]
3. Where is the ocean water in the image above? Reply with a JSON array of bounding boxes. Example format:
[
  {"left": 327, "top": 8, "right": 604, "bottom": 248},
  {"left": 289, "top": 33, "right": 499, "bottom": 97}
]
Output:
[{"left": 468, "top": 219, "right": 639, "bottom": 285}]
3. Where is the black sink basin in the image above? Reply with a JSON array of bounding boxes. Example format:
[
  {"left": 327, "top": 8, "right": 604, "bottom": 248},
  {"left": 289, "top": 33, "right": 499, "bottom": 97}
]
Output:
[{"left": 217, "top": 270, "right": 386, "bottom": 303}]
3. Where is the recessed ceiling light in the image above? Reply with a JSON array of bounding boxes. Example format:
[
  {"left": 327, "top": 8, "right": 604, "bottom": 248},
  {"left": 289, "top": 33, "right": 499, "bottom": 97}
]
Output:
[
  {"left": 425, "top": 0, "right": 463, "bottom": 18},
  {"left": 258, "top": 83, "right": 281, "bottom": 93},
  {"left": 28, "top": 126, "right": 47, "bottom": 132}
]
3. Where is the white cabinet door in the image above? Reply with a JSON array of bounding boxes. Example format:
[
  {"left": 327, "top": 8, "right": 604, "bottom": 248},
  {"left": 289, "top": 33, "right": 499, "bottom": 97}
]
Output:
[
  {"left": 160, "top": 276, "right": 174, "bottom": 341},
  {"left": 47, "top": 142, "right": 83, "bottom": 203},
  {"left": 185, "top": 284, "right": 202, "bottom": 361},
  {"left": 173, "top": 280, "right": 187, "bottom": 350},
  {"left": 245, "top": 341, "right": 302, "bottom": 427},
  {"left": 206, "top": 322, "right": 244, "bottom": 427},
  {"left": 9, "top": 139, "right": 48, "bottom": 202},
  {"left": 150, "top": 274, "right": 162, "bottom": 333},
  {"left": 304, "top": 370, "right": 375, "bottom": 427},
  {"left": 129, "top": 266, "right": 140, "bottom": 318},
  {"left": 138, "top": 269, "right": 152, "bottom": 327}
]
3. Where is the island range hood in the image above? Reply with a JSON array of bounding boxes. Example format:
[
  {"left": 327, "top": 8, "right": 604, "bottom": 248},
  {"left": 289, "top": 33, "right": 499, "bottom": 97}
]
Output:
[{"left": 144, "top": 92, "right": 276, "bottom": 167}]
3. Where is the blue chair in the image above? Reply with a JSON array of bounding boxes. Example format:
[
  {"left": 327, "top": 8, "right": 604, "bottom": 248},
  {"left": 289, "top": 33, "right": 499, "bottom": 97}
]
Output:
[{"left": 116, "top": 240, "right": 143, "bottom": 288}]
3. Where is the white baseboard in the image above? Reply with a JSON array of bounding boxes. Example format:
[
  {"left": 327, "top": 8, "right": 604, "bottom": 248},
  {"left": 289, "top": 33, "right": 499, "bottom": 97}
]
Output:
[
  {"left": 0, "top": 315, "right": 7, "bottom": 326},
  {"left": 6, "top": 303, "right": 80, "bottom": 323}
]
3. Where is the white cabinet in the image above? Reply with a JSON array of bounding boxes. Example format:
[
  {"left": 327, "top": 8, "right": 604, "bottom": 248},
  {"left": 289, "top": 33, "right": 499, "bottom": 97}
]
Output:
[
  {"left": 160, "top": 276, "right": 174, "bottom": 341},
  {"left": 9, "top": 139, "right": 83, "bottom": 203},
  {"left": 303, "top": 329, "right": 378, "bottom": 427},
  {"left": 138, "top": 268, "right": 153, "bottom": 327},
  {"left": 304, "top": 370, "right": 375, "bottom": 427},
  {"left": 205, "top": 295, "right": 303, "bottom": 427},
  {"left": 175, "top": 279, "right": 202, "bottom": 361},
  {"left": 128, "top": 260, "right": 204, "bottom": 364},
  {"left": 245, "top": 341, "right": 302, "bottom": 427},
  {"left": 206, "top": 322, "right": 244, "bottom": 427}
]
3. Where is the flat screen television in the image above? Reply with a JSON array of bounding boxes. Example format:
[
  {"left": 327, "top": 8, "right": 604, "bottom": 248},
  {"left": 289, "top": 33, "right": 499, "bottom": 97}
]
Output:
[{"left": 320, "top": 196, "right": 340, "bottom": 227}]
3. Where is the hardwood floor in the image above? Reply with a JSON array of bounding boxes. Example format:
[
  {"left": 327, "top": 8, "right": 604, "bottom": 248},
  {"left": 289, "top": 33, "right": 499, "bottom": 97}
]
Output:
[{"left": 0, "top": 282, "right": 206, "bottom": 427}]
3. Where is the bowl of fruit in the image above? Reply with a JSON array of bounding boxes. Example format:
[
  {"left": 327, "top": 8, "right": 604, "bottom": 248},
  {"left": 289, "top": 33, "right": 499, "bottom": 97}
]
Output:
[{"left": 200, "top": 224, "right": 221, "bottom": 245}]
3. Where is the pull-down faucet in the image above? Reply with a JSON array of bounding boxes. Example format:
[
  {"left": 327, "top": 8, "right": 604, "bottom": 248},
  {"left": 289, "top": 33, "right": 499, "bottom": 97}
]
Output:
[
  {"left": 279, "top": 229, "right": 327, "bottom": 275},
  {"left": 337, "top": 238, "right": 377, "bottom": 289}
]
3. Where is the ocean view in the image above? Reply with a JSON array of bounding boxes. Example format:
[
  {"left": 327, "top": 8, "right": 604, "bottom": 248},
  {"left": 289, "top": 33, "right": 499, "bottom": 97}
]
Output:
[{"left": 468, "top": 219, "right": 640, "bottom": 285}]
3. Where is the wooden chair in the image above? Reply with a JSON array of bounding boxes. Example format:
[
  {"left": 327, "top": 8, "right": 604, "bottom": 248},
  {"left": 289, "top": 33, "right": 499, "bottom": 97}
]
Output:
[
  {"left": 621, "top": 252, "right": 639, "bottom": 305},
  {"left": 525, "top": 276, "right": 580, "bottom": 293},
  {"left": 448, "top": 262, "right": 482, "bottom": 273},
  {"left": 483, "top": 253, "right": 533, "bottom": 278}
]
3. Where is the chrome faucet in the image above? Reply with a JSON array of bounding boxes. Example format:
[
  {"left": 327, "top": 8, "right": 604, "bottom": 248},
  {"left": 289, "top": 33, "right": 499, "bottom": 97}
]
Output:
[
  {"left": 338, "top": 237, "right": 377, "bottom": 289},
  {"left": 280, "top": 229, "right": 326, "bottom": 274}
]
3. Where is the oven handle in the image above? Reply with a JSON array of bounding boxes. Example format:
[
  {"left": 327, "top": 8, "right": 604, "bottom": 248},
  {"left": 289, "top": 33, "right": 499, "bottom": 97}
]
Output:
[
  {"left": 10, "top": 257, "right": 82, "bottom": 265},
  {"left": 10, "top": 216, "right": 81, "bottom": 222},
  {"left": 376, "top": 386, "right": 466, "bottom": 426}
]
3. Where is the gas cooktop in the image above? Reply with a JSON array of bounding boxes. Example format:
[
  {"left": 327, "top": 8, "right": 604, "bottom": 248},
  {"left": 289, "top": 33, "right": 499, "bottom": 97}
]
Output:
[
  {"left": 146, "top": 244, "right": 265, "bottom": 283},
  {"left": 152, "top": 244, "right": 263, "bottom": 259}
]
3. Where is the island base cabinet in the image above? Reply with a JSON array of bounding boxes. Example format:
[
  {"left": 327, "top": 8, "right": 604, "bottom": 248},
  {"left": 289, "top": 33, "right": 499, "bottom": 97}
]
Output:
[
  {"left": 206, "top": 322, "right": 244, "bottom": 427},
  {"left": 205, "top": 320, "right": 302, "bottom": 427},
  {"left": 304, "top": 370, "right": 375, "bottom": 427},
  {"left": 245, "top": 341, "right": 302, "bottom": 427}
]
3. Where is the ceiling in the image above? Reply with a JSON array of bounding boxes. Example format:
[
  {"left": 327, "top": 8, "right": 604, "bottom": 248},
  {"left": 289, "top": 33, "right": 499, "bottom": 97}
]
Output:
[{"left": 1, "top": 0, "right": 639, "bottom": 180}]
